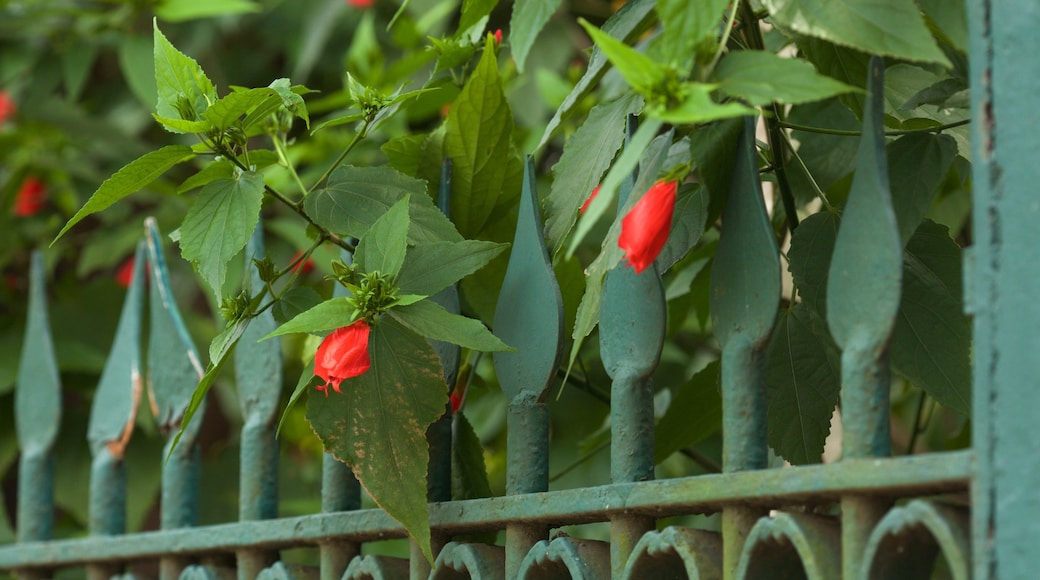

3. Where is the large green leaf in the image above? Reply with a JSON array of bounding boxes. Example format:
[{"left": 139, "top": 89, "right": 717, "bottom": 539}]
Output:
[
  {"left": 203, "top": 87, "right": 279, "bottom": 130},
  {"left": 153, "top": 21, "right": 217, "bottom": 121},
  {"left": 690, "top": 117, "right": 744, "bottom": 223},
  {"left": 389, "top": 300, "right": 512, "bottom": 352},
  {"left": 919, "top": 0, "right": 968, "bottom": 53},
  {"left": 655, "top": 184, "right": 709, "bottom": 272},
  {"left": 891, "top": 220, "right": 970, "bottom": 415},
  {"left": 451, "top": 412, "right": 493, "bottom": 500},
  {"left": 763, "top": 0, "right": 950, "bottom": 67},
  {"left": 396, "top": 240, "right": 508, "bottom": 297},
  {"left": 510, "top": 0, "right": 563, "bottom": 72},
  {"left": 714, "top": 50, "right": 860, "bottom": 106},
  {"left": 787, "top": 211, "right": 839, "bottom": 318},
  {"left": 794, "top": 37, "right": 870, "bottom": 117},
  {"left": 306, "top": 166, "right": 462, "bottom": 244},
  {"left": 178, "top": 172, "right": 265, "bottom": 296},
  {"left": 654, "top": 361, "right": 722, "bottom": 464},
  {"left": 578, "top": 18, "right": 667, "bottom": 97},
  {"left": 54, "top": 145, "right": 196, "bottom": 243},
  {"left": 766, "top": 304, "right": 841, "bottom": 465},
  {"left": 307, "top": 317, "right": 447, "bottom": 563},
  {"left": 264, "top": 297, "right": 356, "bottom": 339},
  {"left": 544, "top": 93, "right": 642, "bottom": 252},
  {"left": 654, "top": 0, "right": 729, "bottom": 70},
  {"left": 444, "top": 36, "right": 523, "bottom": 238},
  {"left": 355, "top": 197, "right": 410, "bottom": 278},
  {"left": 888, "top": 133, "right": 957, "bottom": 246}
]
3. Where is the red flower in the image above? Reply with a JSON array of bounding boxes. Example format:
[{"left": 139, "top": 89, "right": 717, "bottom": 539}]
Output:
[
  {"left": 450, "top": 389, "right": 463, "bottom": 413},
  {"left": 346, "top": 0, "right": 373, "bottom": 7},
  {"left": 493, "top": 29, "right": 503, "bottom": 45},
  {"left": 618, "top": 179, "right": 677, "bottom": 274},
  {"left": 13, "top": 177, "right": 46, "bottom": 217},
  {"left": 314, "top": 320, "right": 372, "bottom": 396},
  {"left": 579, "top": 185, "right": 600, "bottom": 215},
  {"left": 0, "top": 91, "right": 14, "bottom": 124},
  {"left": 115, "top": 257, "right": 135, "bottom": 288},
  {"left": 291, "top": 251, "right": 314, "bottom": 275}
]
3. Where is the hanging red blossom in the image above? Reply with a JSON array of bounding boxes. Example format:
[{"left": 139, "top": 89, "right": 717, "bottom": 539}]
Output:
[
  {"left": 314, "top": 320, "right": 372, "bottom": 396},
  {"left": 579, "top": 185, "right": 600, "bottom": 215},
  {"left": 290, "top": 250, "right": 315, "bottom": 275},
  {"left": 115, "top": 257, "right": 135, "bottom": 288},
  {"left": 13, "top": 177, "right": 46, "bottom": 217},
  {"left": 0, "top": 91, "right": 14, "bottom": 124},
  {"left": 618, "top": 179, "right": 677, "bottom": 274}
]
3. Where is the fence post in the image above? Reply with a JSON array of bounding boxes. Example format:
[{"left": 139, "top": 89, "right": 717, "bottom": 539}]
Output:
[{"left": 967, "top": 1, "right": 1040, "bottom": 577}]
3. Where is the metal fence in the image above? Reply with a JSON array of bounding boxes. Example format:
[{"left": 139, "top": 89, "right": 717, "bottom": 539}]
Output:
[{"left": 0, "top": 1, "right": 1034, "bottom": 577}]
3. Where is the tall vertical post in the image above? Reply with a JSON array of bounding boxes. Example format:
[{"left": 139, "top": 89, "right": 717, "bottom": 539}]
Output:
[
  {"left": 494, "top": 156, "right": 565, "bottom": 579},
  {"left": 710, "top": 118, "right": 780, "bottom": 577},
  {"left": 825, "top": 58, "right": 902, "bottom": 577},
  {"left": 968, "top": 1, "right": 1040, "bottom": 578},
  {"left": 14, "top": 252, "right": 61, "bottom": 580},
  {"left": 86, "top": 242, "right": 146, "bottom": 580},
  {"left": 235, "top": 226, "right": 283, "bottom": 578}
]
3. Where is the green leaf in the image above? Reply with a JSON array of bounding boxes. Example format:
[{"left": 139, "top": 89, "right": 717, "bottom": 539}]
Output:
[
  {"left": 155, "top": 0, "right": 260, "bottom": 22},
  {"left": 273, "top": 287, "right": 324, "bottom": 326},
  {"left": 891, "top": 220, "right": 971, "bottom": 415},
  {"left": 650, "top": 82, "right": 754, "bottom": 124},
  {"left": 444, "top": 35, "right": 524, "bottom": 238},
  {"left": 578, "top": 18, "right": 667, "bottom": 97},
  {"left": 766, "top": 304, "right": 841, "bottom": 465},
  {"left": 306, "top": 166, "right": 463, "bottom": 244},
  {"left": 204, "top": 87, "right": 279, "bottom": 130},
  {"left": 654, "top": 0, "right": 729, "bottom": 70},
  {"left": 788, "top": 211, "right": 839, "bottom": 319},
  {"left": 654, "top": 361, "right": 722, "bottom": 463},
  {"left": 458, "top": 0, "right": 498, "bottom": 37},
  {"left": 307, "top": 317, "right": 447, "bottom": 563},
  {"left": 152, "top": 115, "right": 213, "bottom": 134},
  {"left": 794, "top": 37, "right": 870, "bottom": 117},
  {"left": 178, "top": 160, "right": 235, "bottom": 194},
  {"left": 396, "top": 240, "right": 508, "bottom": 297},
  {"left": 277, "top": 359, "right": 317, "bottom": 439},
  {"left": 451, "top": 411, "right": 493, "bottom": 500},
  {"left": 265, "top": 297, "right": 357, "bottom": 339},
  {"left": 655, "top": 184, "right": 709, "bottom": 272},
  {"left": 153, "top": 21, "right": 217, "bottom": 120},
  {"left": 690, "top": 117, "right": 744, "bottom": 223},
  {"left": 544, "top": 92, "right": 643, "bottom": 252},
  {"left": 355, "top": 197, "right": 410, "bottom": 277},
  {"left": 269, "top": 78, "right": 311, "bottom": 129},
  {"left": 763, "top": 0, "right": 950, "bottom": 67},
  {"left": 381, "top": 134, "right": 426, "bottom": 178},
  {"left": 390, "top": 300, "right": 512, "bottom": 352},
  {"left": 510, "top": 0, "right": 563, "bottom": 72},
  {"left": 714, "top": 50, "right": 860, "bottom": 106},
  {"left": 919, "top": 0, "right": 968, "bottom": 53},
  {"left": 888, "top": 133, "right": 957, "bottom": 246},
  {"left": 178, "top": 172, "right": 265, "bottom": 296},
  {"left": 53, "top": 145, "right": 196, "bottom": 244},
  {"left": 536, "top": 0, "right": 656, "bottom": 149}
]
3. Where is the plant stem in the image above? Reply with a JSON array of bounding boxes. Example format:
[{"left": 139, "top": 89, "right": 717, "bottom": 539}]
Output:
[
  {"left": 273, "top": 132, "right": 309, "bottom": 199},
  {"left": 778, "top": 118, "right": 970, "bottom": 137},
  {"left": 906, "top": 390, "right": 929, "bottom": 455},
  {"left": 739, "top": 0, "right": 799, "bottom": 229},
  {"left": 704, "top": 0, "right": 742, "bottom": 80},
  {"left": 778, "top": 129, "right": 833, "bottom": 211},
  {"left": 307, "top": 120, "right": 371, "bottom": 195}
]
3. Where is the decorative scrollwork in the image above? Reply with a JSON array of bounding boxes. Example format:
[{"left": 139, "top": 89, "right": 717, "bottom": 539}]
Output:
[
  {"left": 341, "top": 554, "right": 409, "bottom": 579},
  {"left": 620, "top": 526, "right": 722, "bottom": 580},
  {"left": 515, "top": 536, "right": 610, "bottom": 579},
  {"left": 429, "top": 541, "right": 505, "bottom": 579},
  {"left": 735, "top": 512, "right": 841, "bottom": 579},
  {"left": 861, "top": 499, "right": 970, "bottom": 580}
]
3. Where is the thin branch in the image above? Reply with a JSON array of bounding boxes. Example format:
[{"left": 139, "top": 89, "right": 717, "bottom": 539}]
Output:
[{"left": 778, "top": 118, "right": 970, "bottom": 137}]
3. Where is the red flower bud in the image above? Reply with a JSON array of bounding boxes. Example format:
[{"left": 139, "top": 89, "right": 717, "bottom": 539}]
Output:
[
  {"left": 116, "top": 257, "right": 135, "bottom": 288},
  {"left": 579, "top": 185, "right": 600, "bottom": 215},
  {"left": 346, "top": 0, "right": 373, "bottom": 7},
  {"left": 13, "top": 177, "right": 46, "bottom": 217},
  {"left": 450, "top": 390, "right": 463, "bottom": 413},
  {"left": 314, "top": 320, "right": 372, "bottom": 396},
  {"left": 618, "top": 179, "right": 677, "bottom": 274},
  {"left": 290, "top": 250, "right": 315, "bottom": 275},
  {"left": 493, "top": 29, "right": 503, "bottom": 45},
  {"left": 0, "top": 91, "right": 14, "bottom": 124}
]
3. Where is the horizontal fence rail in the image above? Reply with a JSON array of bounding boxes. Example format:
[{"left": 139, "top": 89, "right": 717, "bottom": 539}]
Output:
[{"left": 0, "top": 44, "right": 996, "bottom": 580}]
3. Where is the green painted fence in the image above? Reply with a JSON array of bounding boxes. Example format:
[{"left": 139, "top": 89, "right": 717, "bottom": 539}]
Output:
[{"left": 0, "top": 2, "right": 1034, "bottom": 576}]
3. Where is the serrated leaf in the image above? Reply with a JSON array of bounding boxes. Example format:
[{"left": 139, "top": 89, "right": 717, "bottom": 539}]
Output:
[
  {"left": 794, "top": 37, "right": 870, "bottom": 117},
  {"left": 390, "top": 300, "right": 512, "bottom": 352},
  {"left": 451, "top": 412, "right": 493, "bottom": 500},
  {"left": 381, "top": 133, "right": 426, "bottom": 177},
  {"left": 178, "top": 172, "right": 265, "bottom": 296},
  {"left": 178, "top": 160, "right": 235, "bottom": 194},
  {"left": 919, "top": 0, "right": 968, "bottom": 53},
  {"left": 654, "top": 361, "right": 722, "bottom": 464},
  {"left": 888, "top": 133, "right": 957, "bottom": 246},
  {"left": 396, "top": 240, "right": 508, "bottom": 297},
  {"left": 54, "top": 145, "right": 196, "bottom": 243},
  {"left": 544, "top": 92, "right": 642, "bottom": 252},
  {"left": 355, "top": 197, "right": 410, "bottom": 277},
  {"left": 273, "top": 287, "right": 323, "bottom": 326},
  {"left": 766, "top": 304, "right": 841, "bottom": 465},
  {"left": 510, "top": 0, "right": 563, "bottom": 72},
  {"left": 307, "top": 317, "right": 447, "bottom": 564},
  {"left": 763, "top": 0, "right": 950, "bottom": 67},
  {"left": 444, "top": 35, "right": 523, "bottom": 238},
  {"left": 269, "top": 78, "right": 311, "bottom": 128},
  {"left": 714, "top": 50, "right": 860, "bottom": 106},
  {"left": 537, "top": 0, "right": 656, "bottom": 149},
  {"left": 578, "top": 18, "right": 667, "bottom": 97},
  {"left": 306, "top": 166, "right": 463, "bottom": 244},
  {"left": 153, "top": 21, "right": 217, "bottom": 120},
  {"left": 204, "top": 87, "right": 279, "bottom": 130},
  {"left": 654, "top": 0, "right": 730, "bottom": 70},
  {"left": 265, "top": 297, "right": 357, "bottom": 339},
  {"left": 787, "top": 211, "right": 839, "bottom": 318},
  {"left": 891, "top": 220, "right": 970, "bottom": 415},
  {"left": 655, "top": 184, "right": 709, "bottom": 272},
  {"left": 152, "top": 114, "right": 213, "bottom": 134}
]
